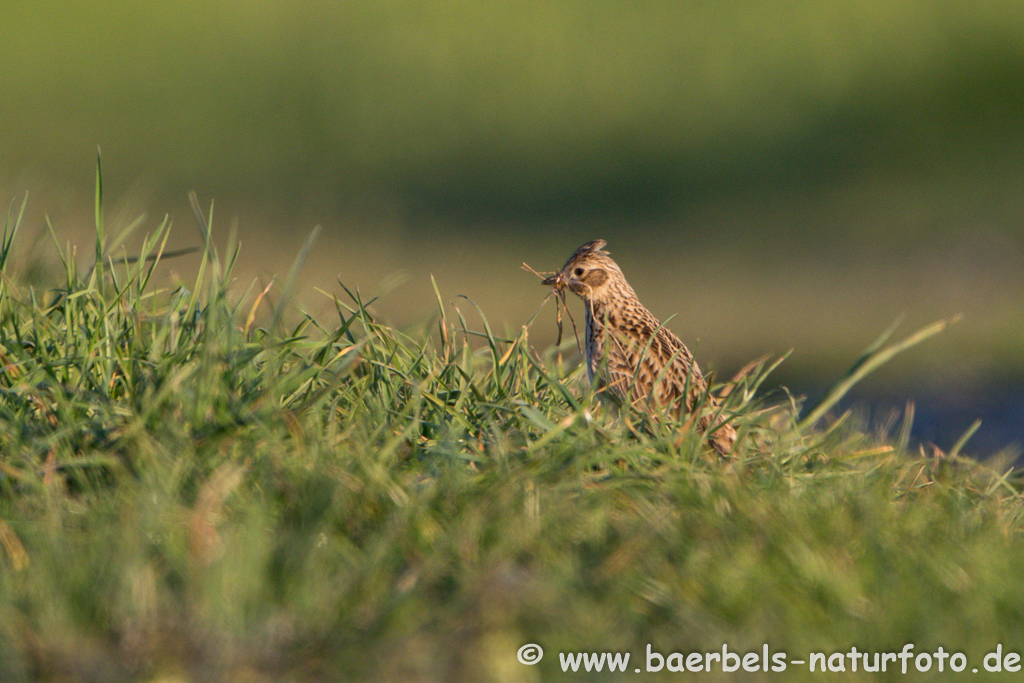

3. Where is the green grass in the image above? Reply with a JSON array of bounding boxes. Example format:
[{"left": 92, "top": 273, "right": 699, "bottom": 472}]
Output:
[{"left": 1, "top": 182, "right": 1023, "bottom": 682}]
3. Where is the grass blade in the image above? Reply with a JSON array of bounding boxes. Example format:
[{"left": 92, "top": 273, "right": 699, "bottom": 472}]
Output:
[{"left": 798, "top": 315, "right": 960, "bottom": 430}]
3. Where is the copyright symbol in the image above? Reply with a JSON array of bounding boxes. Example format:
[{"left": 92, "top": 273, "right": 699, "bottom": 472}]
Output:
[{"left": 517, "top": 643, "right": 544, "bottom": 665}]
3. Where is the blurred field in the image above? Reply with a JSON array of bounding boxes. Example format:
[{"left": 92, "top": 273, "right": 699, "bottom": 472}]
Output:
[
  {"left": 6, "top": 1, "right": 1024, "bottom": 207},
  {"left": 3, "top": 0, "right": 1024, "bottom": 446}
]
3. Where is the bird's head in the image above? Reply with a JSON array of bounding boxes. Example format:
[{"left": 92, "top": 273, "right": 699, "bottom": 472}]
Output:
[{"left": 542, "top": 239, "right": 625, "bottom": 304}]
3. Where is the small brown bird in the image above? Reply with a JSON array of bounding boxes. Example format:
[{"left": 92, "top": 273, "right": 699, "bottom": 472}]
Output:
[{"left": 543, "top": 239, "right": 736, "bottom": 455}]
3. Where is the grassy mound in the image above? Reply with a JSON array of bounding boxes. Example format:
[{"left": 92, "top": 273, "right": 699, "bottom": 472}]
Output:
[{"left": 0, "top": 181, "right": 1021, "bottom": 682}]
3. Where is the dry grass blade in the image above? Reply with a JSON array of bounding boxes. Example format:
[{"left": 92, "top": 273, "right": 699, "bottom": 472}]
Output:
[
  {"left": 522, "top": 261, "right": 582, "bottom": 357},
  {"left": 0, "top": 519, "right": 28, "bottom": 572},
  {"left": 245, "top": 278, "right": 276, "bottom": 336},
  {"left": 555, "top": 289, "right": 582, "bottom": 354},
  {"left": 717, "top": 353, "right": 772, "bottom": 399},
  {"left": 519, "top": 262, "right": 549, "bottom": 281}
]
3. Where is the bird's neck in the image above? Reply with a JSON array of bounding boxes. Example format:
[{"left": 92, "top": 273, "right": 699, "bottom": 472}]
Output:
[
  {"left": 583, "top": 296, "right": 616, "bottom": 332},
  {"left": 583, "top": 281, "right": 637, "bottom": 322}
]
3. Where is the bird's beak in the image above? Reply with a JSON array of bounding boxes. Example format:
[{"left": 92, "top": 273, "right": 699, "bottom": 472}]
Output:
[{"left": 542, "top": 272, "right": 564, "bottom": 287}]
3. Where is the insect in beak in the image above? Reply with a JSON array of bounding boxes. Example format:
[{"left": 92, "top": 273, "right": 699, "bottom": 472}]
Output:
[{"left": 542, "top": 272, "right": 566, "bottom": 289}]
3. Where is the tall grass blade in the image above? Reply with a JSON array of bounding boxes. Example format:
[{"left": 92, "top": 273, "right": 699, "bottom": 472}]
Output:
[
  {"left": 897, "top": 401, "right": 915, "bottom": 452},
  {"left": 93, "top": 147, "right": 105, "bottom": 293},
  {"left": 1, "top": 194, "right": 27, "bottom": 273},
  {"left": 798, "top": 315, "right": 960, "bottom": 430},
  {"left": 269, "top": 226, "right": 321, "bottom": 335},
  {"left": 949, "top": 418, "right": 982, "bottom": 459}
]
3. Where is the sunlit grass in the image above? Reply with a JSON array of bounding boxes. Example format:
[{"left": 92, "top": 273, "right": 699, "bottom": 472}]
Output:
[{"left": 0, "top": 180, "right": 1023, "bottom": 681}]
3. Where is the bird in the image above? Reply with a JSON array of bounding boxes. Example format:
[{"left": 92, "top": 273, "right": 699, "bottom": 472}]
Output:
[{"left": 542, "top": 239, "right": 736, "bottom": 455}]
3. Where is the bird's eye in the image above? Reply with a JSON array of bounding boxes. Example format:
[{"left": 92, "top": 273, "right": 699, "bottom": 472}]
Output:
[{"left": 574, "top": 267, "right": 585, "bottom": 276}]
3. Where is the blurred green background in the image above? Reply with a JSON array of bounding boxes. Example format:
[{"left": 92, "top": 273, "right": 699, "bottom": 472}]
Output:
[{"left": 3, "top": 0, "right": 1024, "bottom": 451}]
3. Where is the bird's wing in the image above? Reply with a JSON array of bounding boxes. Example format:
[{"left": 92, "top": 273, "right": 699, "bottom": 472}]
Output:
[
  {"left": 654, "top": 326, "right": 712, "bottom": 411},
  {"left": 600, "top": 324, "right": 695, "bottom": 411},
  {"left": 658, "top": 328, "right": 736, "bottom": 455}
]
